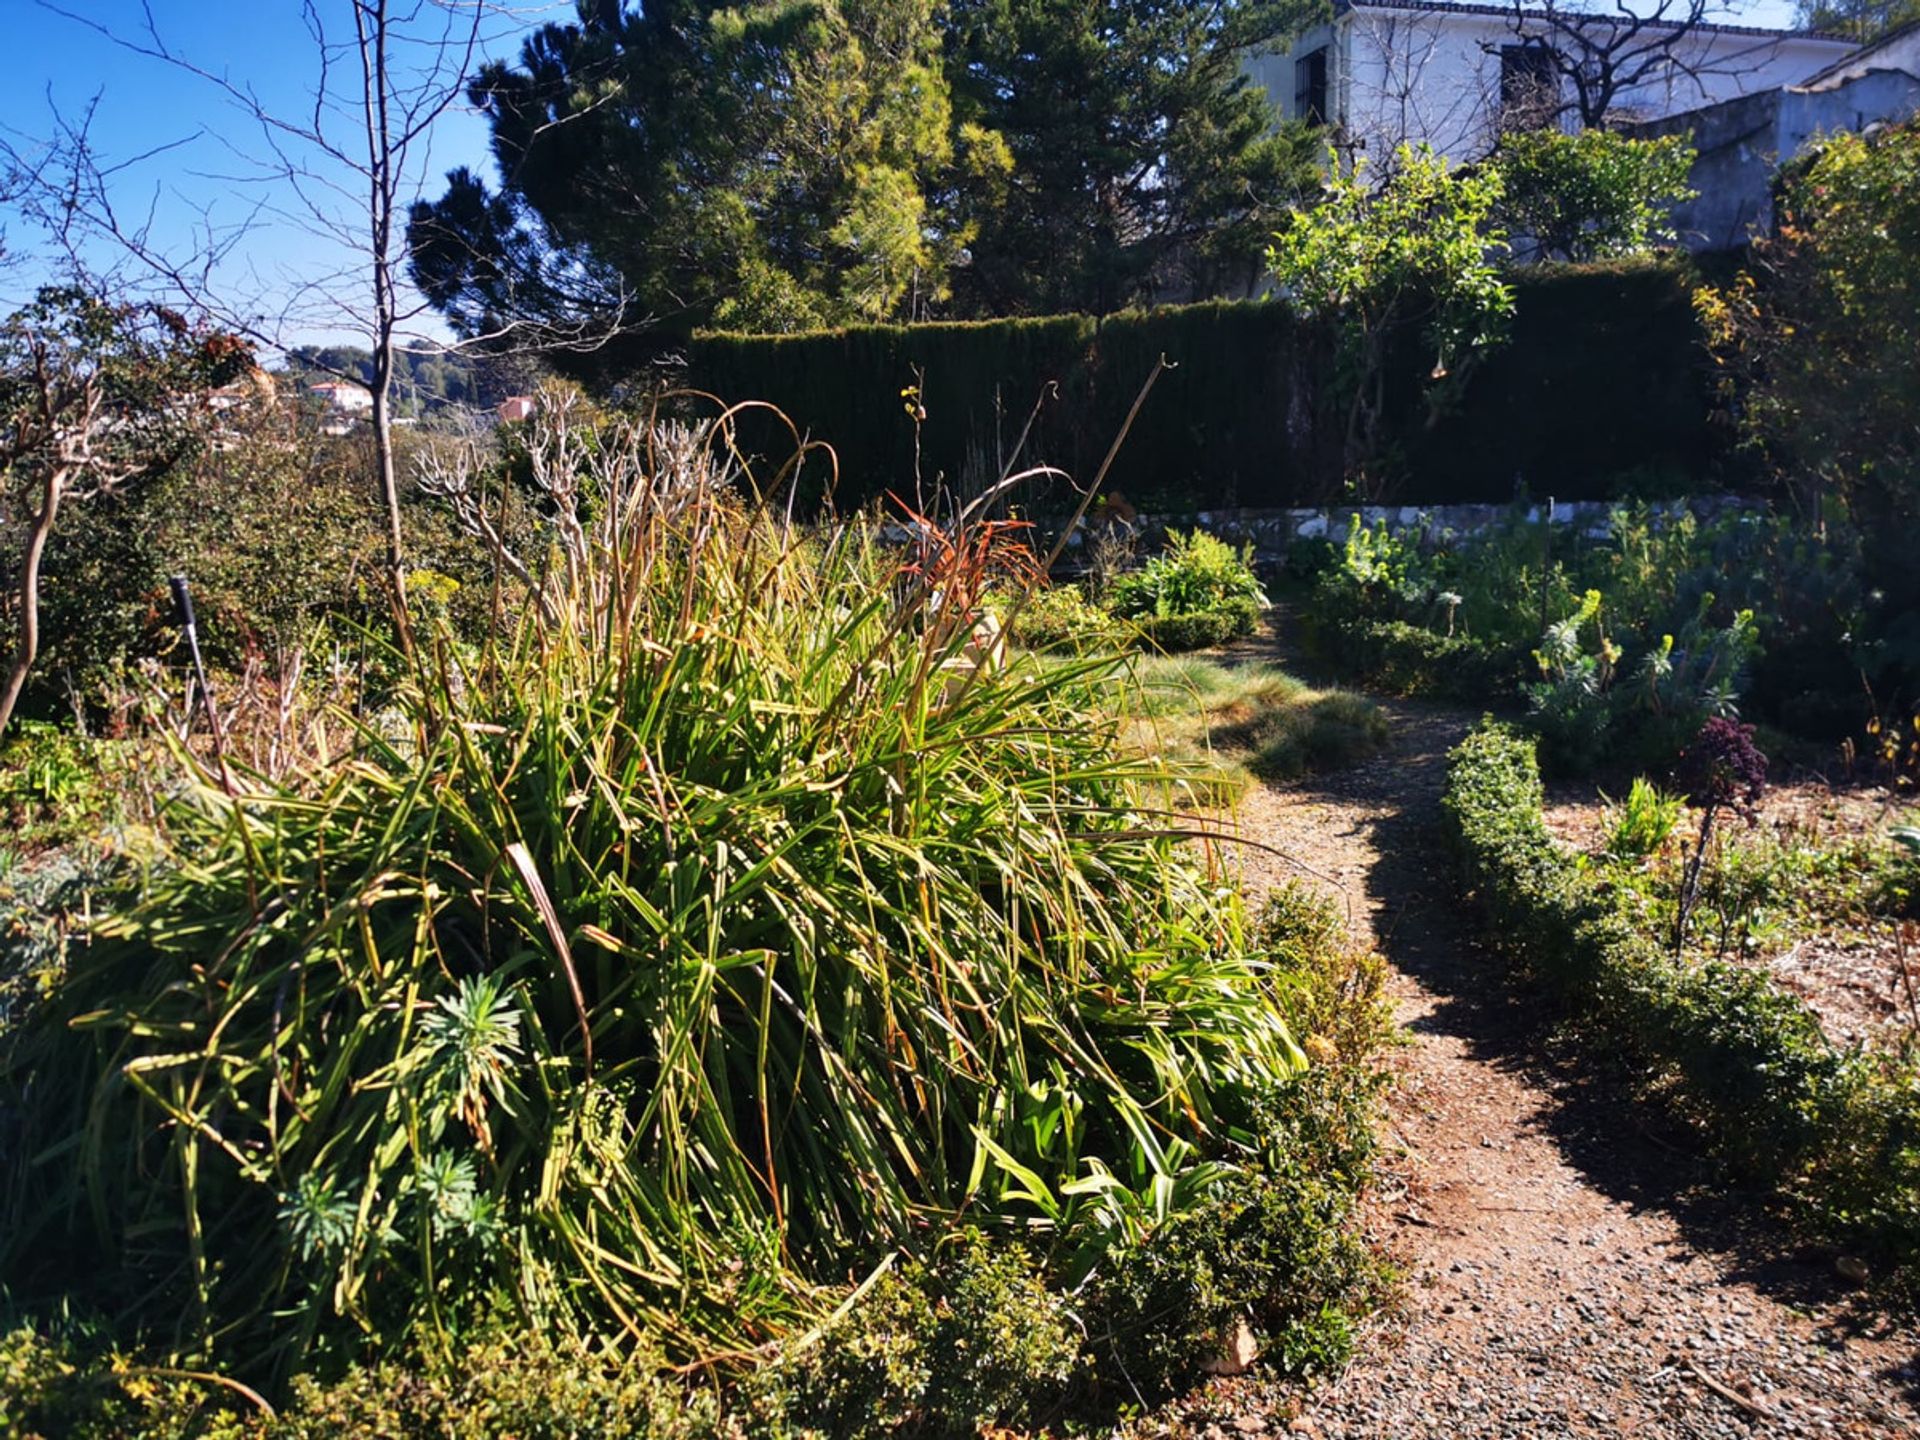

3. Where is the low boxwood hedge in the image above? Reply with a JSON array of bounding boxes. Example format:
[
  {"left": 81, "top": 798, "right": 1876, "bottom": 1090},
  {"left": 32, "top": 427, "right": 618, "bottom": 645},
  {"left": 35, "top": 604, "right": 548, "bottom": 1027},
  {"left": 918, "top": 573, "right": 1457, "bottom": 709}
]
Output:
[
  {"left": 1132, "top": 596, "right": 1260, "bottom": 653},
  {"left": 1295, "top": 613, "right": 1523, "bottom": 702},
  {"left": 1443, "top": 721, "right": 1920, "bottom": 1292}
]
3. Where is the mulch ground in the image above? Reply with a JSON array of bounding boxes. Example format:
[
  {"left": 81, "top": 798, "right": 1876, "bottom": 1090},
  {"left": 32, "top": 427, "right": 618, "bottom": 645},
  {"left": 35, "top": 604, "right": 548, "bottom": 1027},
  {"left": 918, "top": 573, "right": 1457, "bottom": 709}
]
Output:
[{"left": 1542, "top": 781, "right": 1920, "bottom": 1054}]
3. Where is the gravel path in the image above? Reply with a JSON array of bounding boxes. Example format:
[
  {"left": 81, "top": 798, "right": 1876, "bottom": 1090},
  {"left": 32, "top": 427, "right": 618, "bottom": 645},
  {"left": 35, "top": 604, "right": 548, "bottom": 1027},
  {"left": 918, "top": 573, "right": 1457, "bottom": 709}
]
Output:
[{"left": 1147, "top": 679, "right": 1920, "bottom": 1439}]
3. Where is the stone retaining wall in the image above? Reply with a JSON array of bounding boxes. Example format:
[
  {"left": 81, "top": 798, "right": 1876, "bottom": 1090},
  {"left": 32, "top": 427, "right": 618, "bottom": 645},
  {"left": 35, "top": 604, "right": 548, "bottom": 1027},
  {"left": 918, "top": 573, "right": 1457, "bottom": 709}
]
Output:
[{"left": 1048, "top": 495, "right": 1754, "bottom": 570}]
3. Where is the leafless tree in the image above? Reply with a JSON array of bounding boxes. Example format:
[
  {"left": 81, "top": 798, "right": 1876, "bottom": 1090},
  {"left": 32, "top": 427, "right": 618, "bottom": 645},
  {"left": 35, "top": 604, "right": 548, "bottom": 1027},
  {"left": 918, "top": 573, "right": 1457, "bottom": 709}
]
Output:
[
  {"left": 1495, "top": 0, "right": 1784, "bottom": 130},
  {"left": 1339, "top": 7, "right": 1507, "bottom": 166},
  {"left": 0, "top": 2, "right": 558, "bottom": 656}
]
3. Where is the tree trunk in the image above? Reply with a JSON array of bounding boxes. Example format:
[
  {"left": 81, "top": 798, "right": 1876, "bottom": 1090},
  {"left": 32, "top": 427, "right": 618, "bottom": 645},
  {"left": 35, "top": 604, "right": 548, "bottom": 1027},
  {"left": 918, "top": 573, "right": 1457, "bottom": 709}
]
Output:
[
  {"left": 359, "top": 0, "right": 414, "bottom": 661},
  {"left": 1673, "top": 801, "right": 1718, "bottom": 954},
  {"left": 370, "top": 334, "right": 412, "bottom": 657},
  {"left": 0, "top": 466, "right": 67, "bottom": 738}
]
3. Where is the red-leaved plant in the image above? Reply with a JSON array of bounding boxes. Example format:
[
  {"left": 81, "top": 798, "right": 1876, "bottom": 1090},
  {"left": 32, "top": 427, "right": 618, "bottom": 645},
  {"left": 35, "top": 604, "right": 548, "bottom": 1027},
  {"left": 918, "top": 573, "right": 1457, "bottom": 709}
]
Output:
[{"left": 1673, "top": 717, "right": 1768, "bottom": 953}]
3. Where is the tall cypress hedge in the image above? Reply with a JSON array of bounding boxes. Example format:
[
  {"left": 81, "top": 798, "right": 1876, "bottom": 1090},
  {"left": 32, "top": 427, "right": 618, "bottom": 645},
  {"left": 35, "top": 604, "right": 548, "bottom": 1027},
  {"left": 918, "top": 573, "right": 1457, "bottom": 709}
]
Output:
[{"left": 684, "top": 258, "right": 1720, "bottom": 515}]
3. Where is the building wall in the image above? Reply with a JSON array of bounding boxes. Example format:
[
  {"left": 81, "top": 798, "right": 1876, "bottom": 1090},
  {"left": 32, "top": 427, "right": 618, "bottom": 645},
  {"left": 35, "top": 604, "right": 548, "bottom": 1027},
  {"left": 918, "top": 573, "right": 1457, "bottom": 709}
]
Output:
[
  {"left": 1251, "top": 5, "right": 1854, "bottom": 167},
  {"left": 1628, "top": 67, "right": 1920, "bottom": 248},
  {"left": 1798, "top": 20, "right": 1920, "bottom": 88}
]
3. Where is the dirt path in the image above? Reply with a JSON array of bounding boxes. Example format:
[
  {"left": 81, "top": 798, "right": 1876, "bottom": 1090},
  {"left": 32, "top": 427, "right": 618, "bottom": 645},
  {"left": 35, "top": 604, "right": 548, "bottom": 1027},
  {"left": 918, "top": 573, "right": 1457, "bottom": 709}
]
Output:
[{"left": 1164, "top": 684, "right": 1920, "bottom": 1439}]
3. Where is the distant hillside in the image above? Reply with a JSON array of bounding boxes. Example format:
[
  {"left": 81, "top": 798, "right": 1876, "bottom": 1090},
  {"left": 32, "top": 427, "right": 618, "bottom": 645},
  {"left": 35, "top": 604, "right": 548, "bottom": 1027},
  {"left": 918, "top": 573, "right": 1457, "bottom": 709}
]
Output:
[{"left": 280, "top": 345, "right": 546, "bottom": 416}]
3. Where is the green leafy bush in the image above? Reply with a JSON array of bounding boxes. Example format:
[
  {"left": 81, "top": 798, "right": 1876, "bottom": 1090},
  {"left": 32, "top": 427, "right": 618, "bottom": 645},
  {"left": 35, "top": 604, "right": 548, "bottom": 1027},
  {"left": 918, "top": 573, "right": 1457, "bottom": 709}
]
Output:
[
  {"left": 1082, "top": 883, "right": 1391, "bottom": 1394},
  {"left": 765, "top": 1236, "right": 1082, "bottom": 1438},
  {"left": 1130, "top": 600, "right": 1258, "bottom": 653},
  {"left": 1294, "top": 513, "right": 1540, "bottom": 700},
  {"left": 1523, "top": 588, "right": 1761, "bottom": 774},
  {"left": 1603, "top": 777, "right": 1684, "bottom": 861},
  {"left": 0, "top": 1322, "right": 721, "bottom": 1440},
  {"left": 0, "top": 721, "right": 120, "bottom": 848},
  {"left": 1698, "top": 118, "right": 1920, "bottom": 594},
  {"left": 1348, "top": 619, "right": 1520, "bottom": 701},
  {"left": 1291, "top": 504, "right": 1845, "bottom": 773},
  {"left": 1444, "top": 721, "right": 1920, "bottom": 1289},
  {"left": 1492, "top": 130, "right": 1696, "bottom": 263},
  {"left": 997, "top": 581, "right": 1124, "bottom": 652},
  {"left": 1110, "top": 529, "right": 1267, "bottom": 652}
]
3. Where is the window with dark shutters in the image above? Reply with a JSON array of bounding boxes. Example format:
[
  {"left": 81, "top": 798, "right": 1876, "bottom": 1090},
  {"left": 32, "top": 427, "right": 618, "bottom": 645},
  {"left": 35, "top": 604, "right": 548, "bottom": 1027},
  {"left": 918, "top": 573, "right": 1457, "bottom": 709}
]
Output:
[
  {"left": 1500, "top": 42, "right": 1559, "bottom": 129},
  {"left": 1293, "top": 46, "right": 1329, "bottom": 124}
]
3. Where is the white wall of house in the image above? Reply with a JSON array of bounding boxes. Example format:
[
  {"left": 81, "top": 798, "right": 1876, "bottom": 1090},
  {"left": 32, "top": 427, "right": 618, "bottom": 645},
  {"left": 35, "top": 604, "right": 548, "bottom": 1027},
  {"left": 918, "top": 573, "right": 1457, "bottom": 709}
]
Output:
[
  {"left": 1627, "top": 64, "right": 1920, "bottom": 248},
  {"left": 1249, "top": 2, "right": 1855, "bottom": 168},
  {"left": 1796, "top": 18, "right": 1920, "bottom": 88}
]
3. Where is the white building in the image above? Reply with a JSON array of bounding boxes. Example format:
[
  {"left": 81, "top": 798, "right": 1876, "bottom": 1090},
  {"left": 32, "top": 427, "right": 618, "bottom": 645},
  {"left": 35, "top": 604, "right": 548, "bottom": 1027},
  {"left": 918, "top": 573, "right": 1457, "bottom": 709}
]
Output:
[
  {"left": 308, "top": 379, "right": 374, "bottom": 414},
  {"left": 1250, "top": 0, "right": 1856, "bottom": 168},
  {"left": 1623, "top": 19, "right": 1920, "bottom": 247}
]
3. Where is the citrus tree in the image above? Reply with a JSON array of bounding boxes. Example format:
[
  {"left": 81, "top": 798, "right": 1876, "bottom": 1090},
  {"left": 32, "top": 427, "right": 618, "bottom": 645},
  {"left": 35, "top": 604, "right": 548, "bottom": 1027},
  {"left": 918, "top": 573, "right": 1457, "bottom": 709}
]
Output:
[{"left": 1268, "top": 144, "right": 1513, "bottom": 486}]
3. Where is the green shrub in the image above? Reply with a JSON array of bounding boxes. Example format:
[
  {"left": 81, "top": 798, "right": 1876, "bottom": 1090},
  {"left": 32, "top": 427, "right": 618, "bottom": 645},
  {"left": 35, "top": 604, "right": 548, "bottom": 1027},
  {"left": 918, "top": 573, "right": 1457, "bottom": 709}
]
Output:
[
  {"left": 1523, "top": 588, "right": 1761, "bottom": 775},
  {"left": 1603, "top": 777, "right": 1684, "bottom": 861},
  {"left": 1083, "top": 1147, "right": 1374, "bottom": 1393},
  {"left": 0, "top": 1322, "right": 720, "bottom": 1440},
  {"left": 1269, "top": 143, "right": 1514, "bottom": 477},
  {"left": 1328, "top": 618, "right": 1519, "bottom": 701},
  {"left": 1111, "top": 530, "right": 1267, "bottom": 620},
  {"left": 272, "top": 1332, "right": 724, "bottom": 1440},
  {"left": 997, "top": 581, "right": 1122, "bottom": 652},
  {"left": 765, "top": 1235, "right": 1082, "bottom": 1439},
  {"left": 1491, "top": 129, "right": 1696, "bottom": 263},
  {"left": 0, "top": 849, "right": 122, "bottom": 1037},
  {"left": 1443, "top": 721, "right": 1920, "bottom": 1289},
  {"left": 1084, "top": 883, "right": 1391, "bottom": 1393},
  {"left": 1292, "top": 511, "right": 1544, "bottom": 701},
  {"left": 0, "top": 1322, "right": 255, "bottom": 1440},
  {"left": 1699, "top": 115, "right": 1920, "bottom": 705},
  {"left": 1110, "top": 530, "right": 1266, "bottom": 652},
  {"left": 1131, "top": 600, "right": 1257, "bottom": 653},
  {"left": 0, "top": 722, "right": 118, "bottom": 847},
  {"left": 1290, "top": 503, "right": 1849, "bottom": 774}
]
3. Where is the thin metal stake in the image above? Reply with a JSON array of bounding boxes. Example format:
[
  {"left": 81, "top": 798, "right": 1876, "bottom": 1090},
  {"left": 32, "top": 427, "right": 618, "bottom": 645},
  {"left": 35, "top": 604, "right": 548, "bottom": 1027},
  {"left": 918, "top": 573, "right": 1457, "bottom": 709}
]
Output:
[{"left": 171, "top": 574, "right": 236, "bottom": 792}]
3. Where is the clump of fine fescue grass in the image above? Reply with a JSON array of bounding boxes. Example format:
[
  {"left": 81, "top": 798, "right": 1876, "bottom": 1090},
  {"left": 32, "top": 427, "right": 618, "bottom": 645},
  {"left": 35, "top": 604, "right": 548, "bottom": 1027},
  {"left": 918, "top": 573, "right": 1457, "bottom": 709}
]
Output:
[
  {"left": 1120, "top": 657, "right": 1390, "bottom": 799},
  {"left": 0, "top": 452, "right": 1308, "bottom": 1378}
]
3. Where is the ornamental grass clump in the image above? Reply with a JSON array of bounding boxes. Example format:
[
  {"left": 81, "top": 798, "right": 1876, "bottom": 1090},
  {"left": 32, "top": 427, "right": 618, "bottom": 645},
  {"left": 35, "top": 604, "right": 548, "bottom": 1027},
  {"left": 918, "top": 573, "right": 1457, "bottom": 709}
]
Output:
[{"left": 0, "top": 450, "right": 1305, "bottom": 1377}]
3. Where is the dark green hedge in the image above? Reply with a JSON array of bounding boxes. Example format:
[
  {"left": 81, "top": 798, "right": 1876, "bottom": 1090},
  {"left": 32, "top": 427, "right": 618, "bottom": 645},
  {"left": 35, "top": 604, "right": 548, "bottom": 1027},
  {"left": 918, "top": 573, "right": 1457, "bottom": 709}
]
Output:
[
  {"left": 685, "top": 259, "right": 1721, "bottom": 515},
  {"left": 1295, "top": 614, "right": 1526, "bottom": 702},
  {"left": 1444, "top": 722, "right": 1920, "bottom": 1293}
]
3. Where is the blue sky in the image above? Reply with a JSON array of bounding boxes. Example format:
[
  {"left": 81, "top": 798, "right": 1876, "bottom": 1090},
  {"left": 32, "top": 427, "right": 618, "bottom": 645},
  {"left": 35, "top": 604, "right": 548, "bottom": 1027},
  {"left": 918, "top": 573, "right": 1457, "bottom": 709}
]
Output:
[
  {"left": 1, "top": 0, "right": 1805, "bottom": 349},
  {"left": 0, "top": 2, "right": 543, "bottom": 349}
]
